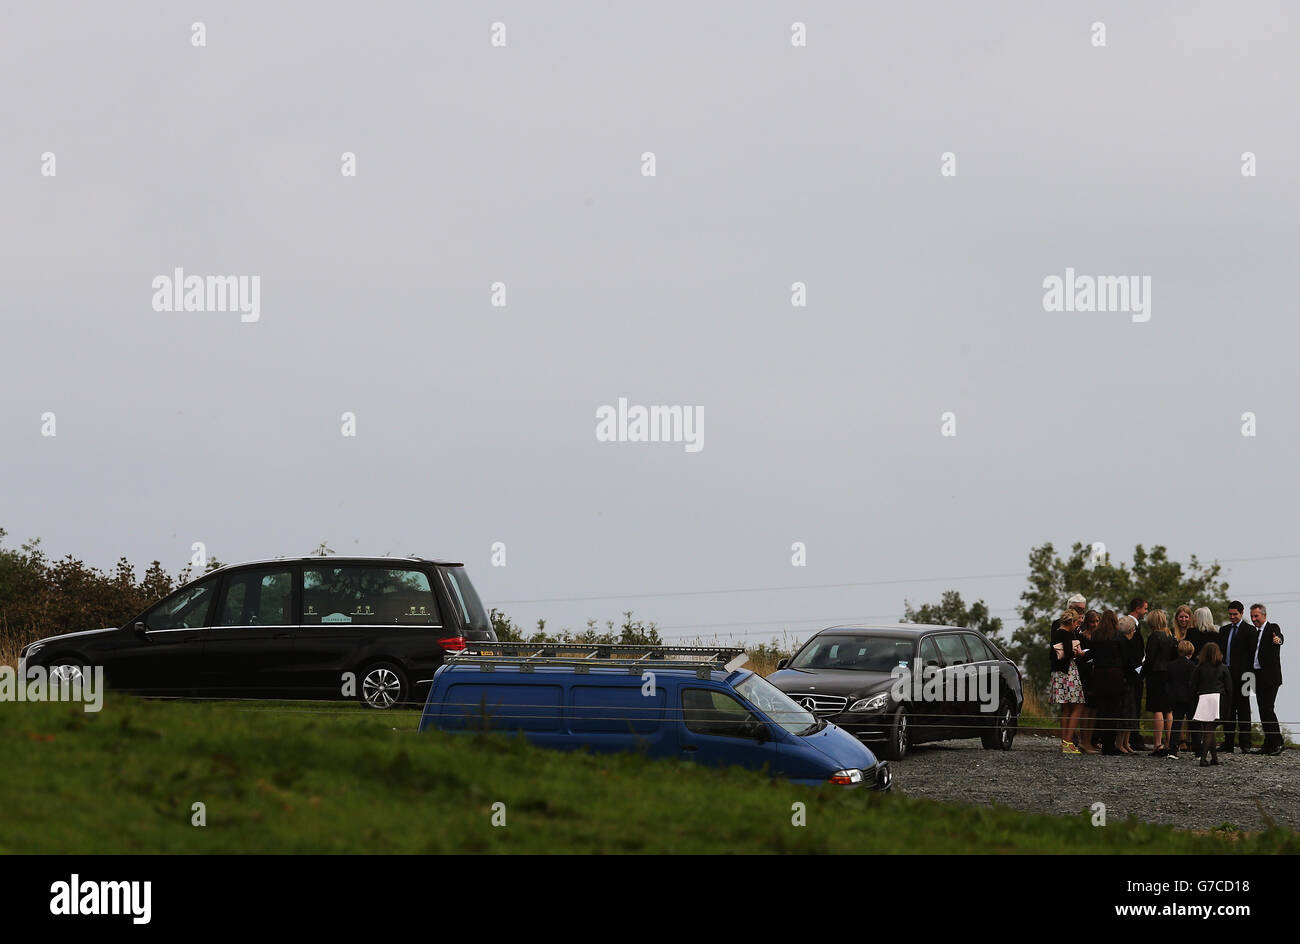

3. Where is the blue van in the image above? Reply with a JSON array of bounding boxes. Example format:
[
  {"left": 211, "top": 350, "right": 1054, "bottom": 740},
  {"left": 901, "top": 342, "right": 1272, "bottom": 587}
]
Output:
[{"left": 417, "top": 645, "right": 891, "bottom": 790}]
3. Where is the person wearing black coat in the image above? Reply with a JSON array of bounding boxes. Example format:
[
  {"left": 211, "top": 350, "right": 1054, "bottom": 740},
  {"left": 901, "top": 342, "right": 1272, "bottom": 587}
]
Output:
[
  {"left": 1165, "top": 640, "right": 1197, "bottom": 758},
  {"left": 1192, "top": 641, "right": 1232, "bottom": 766},
  {"left": 1248, "top": 604, "right": 1286, "bottom": 755},
  {"left": 1116, "top": 615, "right": 1143, "bottom": 753},
  {"left": 1189, "top": 606, "right": 1221, "bottom": 660},
  {"left": 1088, "top": 611, "right": 1128, "bottom": 754},
  {"left": 1125, "top": 599, "right": 1149, "bottom": 750},
  {"left": 1218, "top": 602, "right": 1259, "bottom": 752}
]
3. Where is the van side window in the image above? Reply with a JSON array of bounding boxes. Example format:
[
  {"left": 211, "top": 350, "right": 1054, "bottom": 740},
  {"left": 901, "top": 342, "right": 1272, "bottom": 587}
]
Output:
[
  {"left": 217, "top": 568, "right": 293, "bottom": 626},
  {"left": 682, "top": 688, "right": 759, "bottom": 738},
  {"left": 302, "top": 566, "right": 440, "bottom": 625}
]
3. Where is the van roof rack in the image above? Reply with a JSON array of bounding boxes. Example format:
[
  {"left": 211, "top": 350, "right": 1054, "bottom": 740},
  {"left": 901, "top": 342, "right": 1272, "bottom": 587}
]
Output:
[{"left": 450, "top": 642, "right": 747, "bottom": 678}]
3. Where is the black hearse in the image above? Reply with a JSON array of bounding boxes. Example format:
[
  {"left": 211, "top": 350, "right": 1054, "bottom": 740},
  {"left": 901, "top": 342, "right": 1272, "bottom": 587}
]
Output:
[
  {"left": 765, "top": 624, "right": 1024, "bottom": 761},
  {"left": 17, "top": 557, "right": 496, "bottom": 708}
]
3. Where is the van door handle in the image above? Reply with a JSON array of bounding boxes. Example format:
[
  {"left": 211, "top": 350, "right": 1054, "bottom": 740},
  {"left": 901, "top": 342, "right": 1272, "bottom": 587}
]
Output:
[{"left": 681, "top": 745, "right": 698, "bottom": 753}]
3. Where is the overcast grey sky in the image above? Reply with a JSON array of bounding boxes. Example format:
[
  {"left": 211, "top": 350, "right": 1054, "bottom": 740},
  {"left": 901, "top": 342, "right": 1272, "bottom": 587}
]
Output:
[{"left": 3, "top": 2, "right": 1298, "bottom": 731}]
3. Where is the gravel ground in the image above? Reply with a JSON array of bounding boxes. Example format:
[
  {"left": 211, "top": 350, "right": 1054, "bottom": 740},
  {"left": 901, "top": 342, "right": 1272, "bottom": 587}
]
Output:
[{"left": 894, "top": 733, "right": 1300, "bottom": 831}]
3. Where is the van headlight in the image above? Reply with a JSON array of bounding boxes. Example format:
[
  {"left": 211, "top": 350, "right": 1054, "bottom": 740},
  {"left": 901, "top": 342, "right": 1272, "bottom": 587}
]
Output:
[
  {"left": 828, "top": 769, "right": 864, "bottom": 785},
  {"left": 848, "top": 693, "right": 890, "bottom": 712}
]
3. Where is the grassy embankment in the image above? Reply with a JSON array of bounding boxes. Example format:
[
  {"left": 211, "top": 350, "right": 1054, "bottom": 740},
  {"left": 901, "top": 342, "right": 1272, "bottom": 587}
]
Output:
[{"left": 2, "top": 695, "right": 1296, "bottom": 854}]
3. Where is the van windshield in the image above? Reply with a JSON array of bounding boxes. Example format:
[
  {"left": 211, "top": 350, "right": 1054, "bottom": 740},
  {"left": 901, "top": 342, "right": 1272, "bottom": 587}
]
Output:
[{"left": 735, "top": 673, "right": 816, "bottom": 735}]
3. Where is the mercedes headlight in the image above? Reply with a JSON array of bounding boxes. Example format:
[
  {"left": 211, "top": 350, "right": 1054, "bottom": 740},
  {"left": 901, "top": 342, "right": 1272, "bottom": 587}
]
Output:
[{"left": 848, "top": 693, "right": 890, "bottom": 712}]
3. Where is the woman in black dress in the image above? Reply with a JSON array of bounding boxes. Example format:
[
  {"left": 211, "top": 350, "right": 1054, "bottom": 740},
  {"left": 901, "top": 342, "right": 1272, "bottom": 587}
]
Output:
[
  {"left": 1143, "top": 610, "right": 1178, "bottom": 756},
  {"left": 1088, "top": 610, "right": 1127, "bottom": 755}
]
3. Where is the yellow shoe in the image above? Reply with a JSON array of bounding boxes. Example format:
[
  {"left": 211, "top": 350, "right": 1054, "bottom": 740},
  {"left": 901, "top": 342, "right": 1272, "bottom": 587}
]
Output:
[{"left": 1061, "top": 741, "right": 1082, "bottom": 754}]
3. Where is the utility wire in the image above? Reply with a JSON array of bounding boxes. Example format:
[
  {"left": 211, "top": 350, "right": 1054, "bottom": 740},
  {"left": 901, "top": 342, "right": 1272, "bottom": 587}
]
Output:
[{"left": 490, "top": 551, "right": 1300, "bottom": 607}]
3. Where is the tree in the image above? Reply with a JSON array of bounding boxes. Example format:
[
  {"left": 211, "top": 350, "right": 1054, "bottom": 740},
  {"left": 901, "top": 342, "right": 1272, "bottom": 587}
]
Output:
[
  {"left": 1015, "top": 542, "right": 1230, "bottom": 693},
  {"left": 902, "top": 591, "right": 1009, "bottom": 650}
]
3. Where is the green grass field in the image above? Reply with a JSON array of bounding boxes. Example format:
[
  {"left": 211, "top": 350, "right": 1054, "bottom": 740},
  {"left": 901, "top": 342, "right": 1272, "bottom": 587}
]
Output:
[{"left": 2, "top": 696, "right": 1296, "bottom": 854}]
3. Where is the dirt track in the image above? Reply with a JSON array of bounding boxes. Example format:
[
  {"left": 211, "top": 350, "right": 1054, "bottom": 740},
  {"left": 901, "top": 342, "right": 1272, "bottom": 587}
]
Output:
[{"left": 894, "top": 733, "right": 1299, "bottom": 831}]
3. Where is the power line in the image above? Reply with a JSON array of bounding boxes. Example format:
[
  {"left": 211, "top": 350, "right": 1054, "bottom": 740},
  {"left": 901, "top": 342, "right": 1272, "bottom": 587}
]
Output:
[
  {"left": 491, "top": 551, "right": 1300, "bottom": 608},
  {"left": 494, "top": 571, "right": 1027, "bottom": 605},
  {"left": 653, "top": 593, "right": 1300, "bottom": 640}
]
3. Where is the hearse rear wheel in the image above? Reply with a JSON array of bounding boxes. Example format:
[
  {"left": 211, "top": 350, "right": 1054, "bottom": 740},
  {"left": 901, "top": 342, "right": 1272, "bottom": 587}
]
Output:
[{"left": 359, "top": 662, "right": 408, "bottom": 710}]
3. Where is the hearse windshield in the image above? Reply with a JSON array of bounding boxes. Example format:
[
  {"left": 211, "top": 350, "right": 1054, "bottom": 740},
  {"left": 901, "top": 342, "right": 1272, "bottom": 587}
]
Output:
[
  {"left": 789, "top": 635, "right": 915, "bottom": 672},
  {"left": 735, "top": 673, "right": 817, "bottom": 735}
]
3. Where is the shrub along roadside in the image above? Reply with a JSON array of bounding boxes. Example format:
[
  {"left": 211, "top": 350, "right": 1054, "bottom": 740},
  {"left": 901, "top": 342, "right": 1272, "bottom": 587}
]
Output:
[{"left": 0, "top": 528, "right": 215, "bottom": 664}]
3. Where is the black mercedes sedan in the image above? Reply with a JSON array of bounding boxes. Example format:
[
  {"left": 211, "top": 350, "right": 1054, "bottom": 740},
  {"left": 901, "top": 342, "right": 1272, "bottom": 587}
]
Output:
[
  {"left": 766, "top": 623, "right": 1023, "bottom": 760},
  {"left": 17, "top": 556, "right": 496, "bottom": 709}
]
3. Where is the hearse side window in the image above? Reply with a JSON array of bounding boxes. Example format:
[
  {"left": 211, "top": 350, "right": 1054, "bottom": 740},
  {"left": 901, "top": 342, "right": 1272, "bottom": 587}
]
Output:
[
  {"left": 681, "top": 689, "right": 760, "bottom": 739},
  {"left": 217, "top": 568, "right": 293, "bottom": 627},
  {"left": 302, "top": 566, "right": 440, "bottom": 625},
  {"left": 935, "top": 634, "right": 970, "bottom": 666},
  {"left": 145, "top": 579, "right": 216, "bottom": 630}
]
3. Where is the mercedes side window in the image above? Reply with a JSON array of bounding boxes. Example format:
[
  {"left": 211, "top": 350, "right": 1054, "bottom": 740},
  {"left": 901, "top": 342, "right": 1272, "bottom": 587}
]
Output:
[
  {"left": 682, "top": 688, "right": 761, "bottom": 739},
  {"left": 935, "top": 633, "right": 970, "bottom": 666},
  {"left": 302, "top": 566, "right": 440, "bottom": 625},
  {"left": 217, "top": 568, "right": 294, "bottom": 627},
  {"left": 963, "top": 634, "right": 995, "bottom": 662},
  {"left": 920, "top": 637, "right": 942, "bottom": 667},
  {"left": 144, "top": 579, "right": 216, "bottom": 630}
]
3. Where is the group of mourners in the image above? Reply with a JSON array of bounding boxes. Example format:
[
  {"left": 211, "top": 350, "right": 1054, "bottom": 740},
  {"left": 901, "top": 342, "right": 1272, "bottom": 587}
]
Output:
[{"left": 1047, "top": 595, "right": 1286, "bottom": 766}]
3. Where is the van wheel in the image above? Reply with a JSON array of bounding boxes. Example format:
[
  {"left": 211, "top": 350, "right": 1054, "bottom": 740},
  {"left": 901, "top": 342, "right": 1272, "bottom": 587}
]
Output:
[
  {"left": 880, "top": 707, "right": 908, "bottom": 761},
  {"left": 359, "top": 662, "right": 408, "bottom": 709},
  {"left": 982, "top": 702, "right": 1017, "bottom": 750}
]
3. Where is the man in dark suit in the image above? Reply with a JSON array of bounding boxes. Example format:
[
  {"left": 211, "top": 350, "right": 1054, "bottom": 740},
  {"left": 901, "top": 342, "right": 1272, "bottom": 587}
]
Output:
[
  {"left": 1218, "top": 600, "right": 1259, "bottom": 752},
  {"left": 1248, "top": 603, "right": 1285, "bottom": 755},
  {"left": 1126, "top": 598, "right": 1149, "bottom": 749}
]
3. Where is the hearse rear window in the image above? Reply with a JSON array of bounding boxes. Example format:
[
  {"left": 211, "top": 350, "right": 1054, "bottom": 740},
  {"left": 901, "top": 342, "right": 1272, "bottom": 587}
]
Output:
[{"left": 302, "top": 566, "right": 440, "bottom": 625}]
